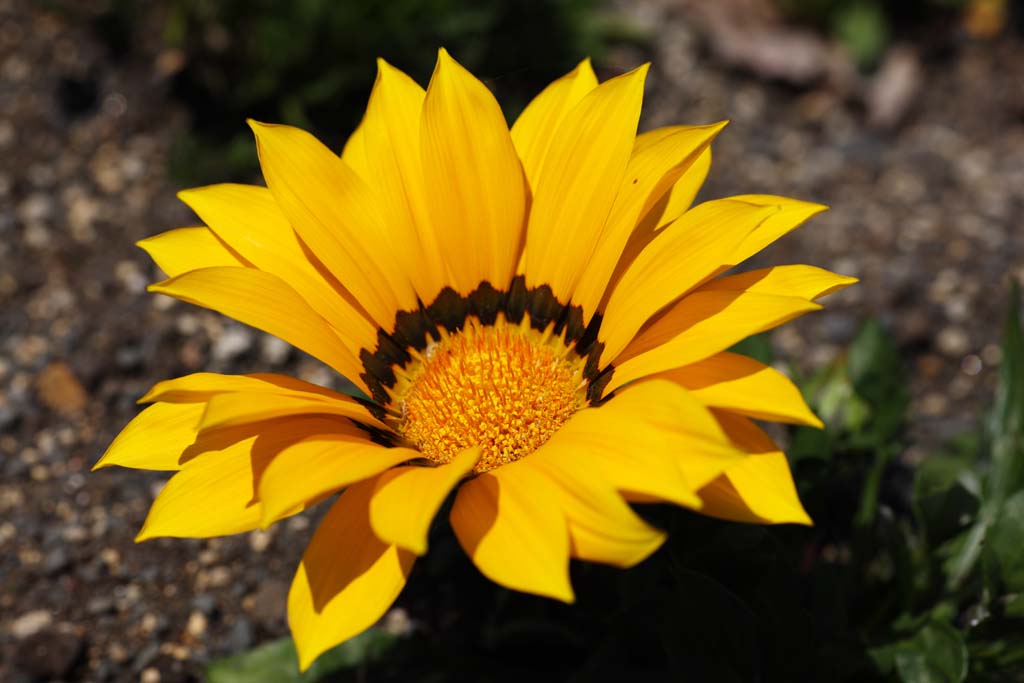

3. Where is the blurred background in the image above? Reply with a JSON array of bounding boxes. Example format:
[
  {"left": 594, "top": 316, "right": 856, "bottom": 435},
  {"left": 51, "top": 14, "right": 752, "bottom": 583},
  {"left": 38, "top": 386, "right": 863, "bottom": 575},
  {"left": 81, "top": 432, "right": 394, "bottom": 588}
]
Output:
[{"left": 2, "top": 0, "right": 1024, "bottom": 681}]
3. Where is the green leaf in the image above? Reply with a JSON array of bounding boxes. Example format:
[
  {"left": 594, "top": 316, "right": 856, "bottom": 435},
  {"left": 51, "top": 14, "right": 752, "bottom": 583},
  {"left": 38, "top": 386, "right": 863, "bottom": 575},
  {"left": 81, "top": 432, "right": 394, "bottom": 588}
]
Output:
[
  {"left": 913, "top": 455, "right": 980, "bottom": 545},
  {"left": 788, "top": 423, "right": 833, "bottom": 463},
  {"left": 895, "top": 622, "right": 968, "bottom": 683},
  {"left": 846, "top": 318, "right": 908, "bottom": 444},
  {"left": 1004, "top": 594, "right": 1024, "bottom": 618},
  {"left": 205, "top": 628, "right": 400, "bottom": 683},
  {"left": 983, "top": 490, "right": 1024, "bottom": 593},
  {"left": 986, "top": 281, "right": 1024, "bottom": 507},
  {"left": 831, "top": 0, "right": 890, "bottom": 68},
  {"left": 943, "top": 286, "right": 1024, "bottom": 589},
  {"left": 729, "top": 333, "right": 774, "bottom": 366},
  {"left": 871, "top": 622, "right": 968, "bottom": 683}
]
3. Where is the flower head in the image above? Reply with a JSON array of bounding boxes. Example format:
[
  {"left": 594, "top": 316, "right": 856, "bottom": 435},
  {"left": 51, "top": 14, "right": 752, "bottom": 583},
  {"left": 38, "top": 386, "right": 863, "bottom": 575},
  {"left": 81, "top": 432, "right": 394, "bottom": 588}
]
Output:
[{"left": 97, "top": 49, "right": 855, "bottom": 669}]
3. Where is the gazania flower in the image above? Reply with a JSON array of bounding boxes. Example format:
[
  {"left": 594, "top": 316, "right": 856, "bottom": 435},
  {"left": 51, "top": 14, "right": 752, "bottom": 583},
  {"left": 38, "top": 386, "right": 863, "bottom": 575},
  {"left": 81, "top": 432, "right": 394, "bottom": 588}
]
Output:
[{"left": 97, "top": 49, "right": 855, "bottom": 669}]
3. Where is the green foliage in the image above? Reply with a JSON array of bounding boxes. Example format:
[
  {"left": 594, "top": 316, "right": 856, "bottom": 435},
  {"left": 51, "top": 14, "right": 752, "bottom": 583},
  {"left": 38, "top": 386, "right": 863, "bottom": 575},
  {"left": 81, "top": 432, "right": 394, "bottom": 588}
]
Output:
[
  {"left": 831, "top": 1, "right": 890, "bottom": 69},
  {"left": 729, "top": 333, "right": 775, "bottom": 366},
  {"left": 869, "top": 621, "right": 969, "bottom": 683},
  {"left": 777, "top": 0, "right": 967, "bottom": 68},
  {"left": 205, "top": 627, "right": 400, "bottom": 683},
  {"left": 206, "top": 285, "right": 1024, "bottom": 681},
  {"left": 149, "top": 0, "right": 608, "bottom": 183}
]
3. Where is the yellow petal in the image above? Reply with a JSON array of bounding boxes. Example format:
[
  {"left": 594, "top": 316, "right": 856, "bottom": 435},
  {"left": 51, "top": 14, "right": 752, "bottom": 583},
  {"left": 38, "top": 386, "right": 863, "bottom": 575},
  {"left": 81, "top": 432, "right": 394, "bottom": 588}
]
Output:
[
  {"left": 622, "top": 127, "right": 720, "bottom": 232},
  {"left": 200, "top": 392, "right": 386, "bottom": 433},
  {"left": 599, "top": 199, "right": 778, "bottom": 363},
  {"left": 450, "top": 460, "right": 573, "bottom": 602},
  {"left": 697, "top": 411, "right": 811, "bottom": 525},
  {"left": 607, "top": 291, "right": 822, "bottom": 394},
  {"left": 523, "top": 64, "right": 648, "bottom": 303},
  {"left": 637, "top": 148, "right": 712, "bottom": 232},
  {"left": 369, "top": 446, "right": 481, "bottom": 555},
  {"left": 725, "top": 194, "right": 828, "bottom": 265},
  {"left": 599, "top": 147, "right": 713, "bottom": 313},
  {"left": 141, "top": 372, "right": 386, "bottom": 430},
  {"left": 94, "top": 402, "right": 204, "bottom": 471},
  {"left": 178, "top": 183, "right": 377, "bottom": 352},
  {"left": 420, "top": 49, "right": 528, "bottom": 294},
  {"left": 288, "top": 479, "right": 415, "bottom": 671},
  {"left": 141, "top": 371, "right": 347, "bottom": 404},
  {"left": 537, "top": 388, "right": 703, "bottom": 508},
  {"left": 148, "top": 268, "right": 368, "bottom": 392},
  {"left": 699, "top": 264, "right": 858, "bottom": 300},
  {"left": 572, "top": 123, "right": 726, "bottom": 321},
  {"left": 340, "top": 120, "right": 368, "bottom": 176},
  {"left": 529, "top": 453, "right": 667, "bottom": 569},
  {"left": 510, "top": 58, "right": 598, "bottom": 191},
  {"left": 258, "top": 429, "right": 417, "bottom": 527},
  {"left": 249, "top": 120, "right": 418, "bottom": 328},
  {"left": 606, "top": 379, "right": 746, "bottom": 490},
  {"left": 135, "top": 417, "right": 331, "bottom": 540},
  {"left": 357, "top": 59, "right": 448, "bottom": 303},
  {"left": 654, "top": 352, "right": 823, "bottom": 428},
  {"left": 137, "top": 227, "right": 246, "bottom": 278}
]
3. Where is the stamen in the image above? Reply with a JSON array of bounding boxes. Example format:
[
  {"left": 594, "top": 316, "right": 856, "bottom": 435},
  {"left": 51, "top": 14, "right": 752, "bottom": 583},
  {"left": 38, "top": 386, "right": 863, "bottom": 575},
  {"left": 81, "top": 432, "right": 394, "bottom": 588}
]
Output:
[{"left": 396, "top": 315, "right": 587, "bottom": 473}]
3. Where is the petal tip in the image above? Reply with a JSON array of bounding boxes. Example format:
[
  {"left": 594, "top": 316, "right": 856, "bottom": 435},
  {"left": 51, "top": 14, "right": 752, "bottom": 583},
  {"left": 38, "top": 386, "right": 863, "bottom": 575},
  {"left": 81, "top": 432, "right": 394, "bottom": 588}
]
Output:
[
  {"left": 257, "top": 513, "right": 275, "bottom": 532},
  {"left": 295, "top": 641, "right": 324, "bottom": 673},
  {"left": 375, "top": 57, "right": 399, "bottom": 80},
  {"left": 778, "top": 505, "right": 814, "bottom": 526},
  {"left": 407, "top": 539, "right": 429, "bottom": 556}
]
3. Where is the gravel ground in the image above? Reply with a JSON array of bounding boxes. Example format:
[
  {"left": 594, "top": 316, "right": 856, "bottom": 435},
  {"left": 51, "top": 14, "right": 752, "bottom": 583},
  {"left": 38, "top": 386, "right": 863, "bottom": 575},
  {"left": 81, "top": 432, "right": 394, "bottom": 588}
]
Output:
[{"left": 2, "top": 0, "right": 1023, "bottom": 681}]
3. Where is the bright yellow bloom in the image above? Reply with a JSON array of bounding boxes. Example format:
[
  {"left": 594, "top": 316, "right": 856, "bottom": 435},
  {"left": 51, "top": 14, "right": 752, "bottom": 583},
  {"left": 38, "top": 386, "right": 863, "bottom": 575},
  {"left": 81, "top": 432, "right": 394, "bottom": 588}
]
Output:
[{"left": 97, "top": 50, "right": 855, "bottom": 670}]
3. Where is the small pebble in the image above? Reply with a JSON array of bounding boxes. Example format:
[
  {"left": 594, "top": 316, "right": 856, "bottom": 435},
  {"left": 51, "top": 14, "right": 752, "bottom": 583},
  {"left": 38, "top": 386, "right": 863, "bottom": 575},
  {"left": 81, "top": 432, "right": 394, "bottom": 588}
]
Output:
[
  {"left": 212, "top": 326, "right": 253, "bottom": 362},
  {"left": 185, "top": 610, "right": 207, "bottom": 638},
  {"left": 10, "top": 609, "right": 52, "bottom": 639},
  {"left": 17, "top": 192, "right": 53, "bottom": 223},
  {"left": 115, "top": 260, "right": 148, "bottom": 294},
  {"left": 35, "top": 362, "right": 88, "bottom": 415},
  {"left": 260, "top": 334, "right": 291, "bottom": 365},
  {"left": 248, "top": 529, "right": 272, "bottom": 553},
  {"left": 936, "top": 327, "right": 970, "bottom": 357},
  {"left": 961, "top": 354, "right": 983, "bottom": 376}
]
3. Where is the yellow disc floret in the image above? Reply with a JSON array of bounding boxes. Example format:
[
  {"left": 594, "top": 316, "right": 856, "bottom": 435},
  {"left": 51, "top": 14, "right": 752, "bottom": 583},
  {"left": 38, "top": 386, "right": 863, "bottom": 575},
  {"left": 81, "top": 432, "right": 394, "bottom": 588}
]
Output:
[{"left": 395, "top": 315, "right": 587, "bottom": 472}]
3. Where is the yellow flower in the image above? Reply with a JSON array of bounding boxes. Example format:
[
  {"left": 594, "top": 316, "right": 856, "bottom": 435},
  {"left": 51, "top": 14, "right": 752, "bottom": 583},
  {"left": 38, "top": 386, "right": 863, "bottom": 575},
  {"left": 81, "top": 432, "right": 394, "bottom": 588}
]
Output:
[{"left": 97, "top": 49, "right": 855, "bottom": 669}]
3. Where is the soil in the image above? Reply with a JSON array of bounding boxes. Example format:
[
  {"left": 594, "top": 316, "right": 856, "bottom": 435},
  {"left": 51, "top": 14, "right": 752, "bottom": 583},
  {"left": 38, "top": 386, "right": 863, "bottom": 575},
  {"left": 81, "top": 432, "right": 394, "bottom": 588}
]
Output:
[{"left": 1, "top": 0, "right": 1022, "bottom": 681}]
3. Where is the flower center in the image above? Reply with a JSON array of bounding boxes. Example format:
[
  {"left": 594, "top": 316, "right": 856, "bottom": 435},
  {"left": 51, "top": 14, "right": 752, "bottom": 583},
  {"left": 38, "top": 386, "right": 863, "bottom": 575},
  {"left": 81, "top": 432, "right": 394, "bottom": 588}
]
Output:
[{"left": 395, "top": 315, "right": 587, "bottom": 473}]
